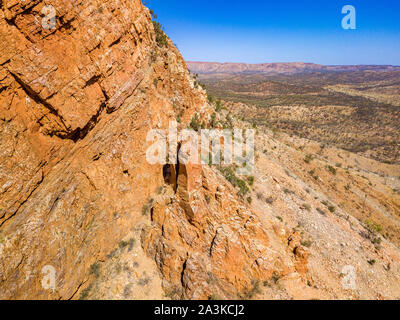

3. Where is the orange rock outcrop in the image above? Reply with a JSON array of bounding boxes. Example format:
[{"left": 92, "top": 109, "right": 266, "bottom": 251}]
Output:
[{"left": 0, "top": 0, "right": 307, "bottom": 299}]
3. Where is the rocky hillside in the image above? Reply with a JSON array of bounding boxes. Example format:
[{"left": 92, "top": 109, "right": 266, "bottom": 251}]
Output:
[
  {"left": 1, "top": 0, "right": 400, "bottom": 300},
  {"left": 203, "top": 100, "right": 400, "bottom": 299}
]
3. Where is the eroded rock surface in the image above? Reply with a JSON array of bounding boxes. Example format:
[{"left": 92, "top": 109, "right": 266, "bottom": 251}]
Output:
[
  {"left": 0, "top": 0, "right": 212, "bottom": 299},
  {"left": 142, "top": 165, "right": 305, "bottom": 299}
]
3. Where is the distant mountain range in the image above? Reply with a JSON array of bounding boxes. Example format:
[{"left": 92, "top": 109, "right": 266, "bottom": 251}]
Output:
[{"left": 187, "top": 61, "right": 400, "bottom": 75}]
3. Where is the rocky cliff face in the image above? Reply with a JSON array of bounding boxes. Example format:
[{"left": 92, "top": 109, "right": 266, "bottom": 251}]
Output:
[
  {"left": 0, "top": 0, "right": 303, "bottom": 299},
  {"left": 0, "top": 0, "right": 211, "bottom": 299}
]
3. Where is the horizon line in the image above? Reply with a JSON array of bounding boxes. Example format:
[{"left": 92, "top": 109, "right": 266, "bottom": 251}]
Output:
[{"left": 186, "top": 61, "right": 400, "bottom": 67}]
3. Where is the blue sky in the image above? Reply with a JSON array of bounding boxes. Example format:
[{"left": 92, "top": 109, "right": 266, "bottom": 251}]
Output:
[{"left": 146, "top": 0, "right": 400, "bottom": 65}]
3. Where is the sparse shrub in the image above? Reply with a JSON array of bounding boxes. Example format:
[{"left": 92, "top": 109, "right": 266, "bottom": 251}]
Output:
[
  {"left": 152, "top": 21, "right": 168, "bottom": 48},
  {"left": 190, "top": 113, "right": 201, "bottom": 131},
  {"left": 241, "top": 280, "right": 261, "bottom": 299},
  {"left": 89, "top": 262, "right": 100, "bottom": 278},
  {"left": 328, "top": 205, "right": 336, "bottom": 213},
  {"left": 320, "top": 201, "right": 335, "bottom": 213},
  {"left": 79, "top": 283, "right": 93, "bottom": 300},
  {"left": 365, "top": 219, "right": 383, "bottom": 234},
  {"left": 367, "top": 259, "right": 376, "bottom": 266},
  {"left": 149, "top": 49, "right": 159, "bottom": 63},
  {"left": 247, "top": 197, "right": 252, "bottom": 204},
  {"left": 218, "top": 166, "right": 250, "bottom": 197},
  {"left": 303, "top": 203, "right": 311, "bottom": 212},
  {"left": 265, "top": 196, "right": 274, "bottom": 204},
  {"left": 256, "top": 192, "right": 264, "bottom": 200},
  {"left": 149, "top": 9, "right": 158, "bottom": 19},
  {"left": 137, "top": 277, "right": 151, "bottom": 286},
  {"left": 164, "top": 285, "right": 181, "bottom": 299},
  {"left": 115, "top": 262, "right": 122, "bottom": 274},
  {"left": 276, "top": 216, "right": 283, "bottom": 222},
  {"left": 210, "top": 112, "right": 217, "bottom": 128},
  {"left": 215, "top": 99, "right": 223, "bottom": 112},
  {"left": 372, "top": 237, "right": 382, "bottom": 246},
  {"left": 128, "top": 238, "right": 135, "bottom": 251},
  {"left": 119, "top": 240, "right": 129, "bottom": 249},
  {"left": 206, "top": 271, "right": 218, "bottom": 285},
  {"left": 106, "top": 249, "right": 117, "bottom": 259},
  {"left": 205, "top": 194, "right": 211, "bottom": 204},
  {"left": 271, "top": 271, "right": 281, "bottom": 284},
  {"left": 119, "top": 238, "right": 135, "bottom": 251},
  {"left": 142, "top": 204, "right": 150, "bottom": 216},
  {"left": 283, "top": 188, "right": 294, "bottom": 195},
  {"left": 176, "top": 109, "right": 184, "bottom": 123},
  {"left": 142, "top": 198, "right": 154, "bottom": 216},
  {"left": 223, "top": 114, "right": 234, "bottom": 129},
  {"left": 308, "top": 169, "right": 319, "bottom": 180},
  {"left": 247, "top": 176, "right": 254, "bottom": 186},
  {"left": 327, "top": 165, "right": 337, "bottom": 175},
  {"left": 207, "top": 94, "right": 216, "bottom": 104},
  {"left": 123, "top": 284, "right": 133, "bottom": 298},
  {"left": 304, "top": 154, "right": 313, "bottom": 164},
  {"left": 301, "top": 240, "right": 313, "bottom": 248}
]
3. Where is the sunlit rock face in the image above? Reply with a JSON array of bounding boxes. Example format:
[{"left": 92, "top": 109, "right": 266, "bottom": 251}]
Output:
[{"left": 0, "top": 0, "right": 213, "bottom": 299}]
